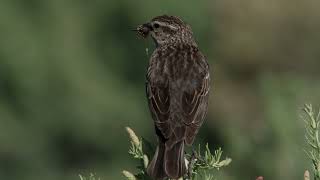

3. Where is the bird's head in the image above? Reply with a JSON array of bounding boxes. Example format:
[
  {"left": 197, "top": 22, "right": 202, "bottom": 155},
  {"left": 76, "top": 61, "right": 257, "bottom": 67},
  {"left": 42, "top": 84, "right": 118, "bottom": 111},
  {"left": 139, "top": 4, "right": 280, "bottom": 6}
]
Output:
[{"left": 134, "top": 15, "right": 195, "bottom": 46}]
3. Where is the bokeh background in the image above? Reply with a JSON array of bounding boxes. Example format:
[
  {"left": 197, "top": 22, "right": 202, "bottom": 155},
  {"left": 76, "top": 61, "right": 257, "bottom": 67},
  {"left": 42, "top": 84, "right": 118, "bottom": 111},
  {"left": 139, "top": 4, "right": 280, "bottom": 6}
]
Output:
[{"left": 1, "top": 0, "right": 320, "bottom": 179}]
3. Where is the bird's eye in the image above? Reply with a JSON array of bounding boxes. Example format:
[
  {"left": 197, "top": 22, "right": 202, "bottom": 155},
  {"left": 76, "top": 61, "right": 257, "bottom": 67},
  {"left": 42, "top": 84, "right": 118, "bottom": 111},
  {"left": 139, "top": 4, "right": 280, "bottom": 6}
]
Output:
[{"left": 153, "top": 23, "right": 160, "bottom": 29}]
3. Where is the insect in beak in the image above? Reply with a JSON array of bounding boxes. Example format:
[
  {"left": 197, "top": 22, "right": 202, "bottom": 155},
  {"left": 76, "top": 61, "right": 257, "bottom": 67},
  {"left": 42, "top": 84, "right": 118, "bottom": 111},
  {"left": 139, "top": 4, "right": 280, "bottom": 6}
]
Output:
[{"left": 133, "top": 23, "right": 152, "bottom": 38}]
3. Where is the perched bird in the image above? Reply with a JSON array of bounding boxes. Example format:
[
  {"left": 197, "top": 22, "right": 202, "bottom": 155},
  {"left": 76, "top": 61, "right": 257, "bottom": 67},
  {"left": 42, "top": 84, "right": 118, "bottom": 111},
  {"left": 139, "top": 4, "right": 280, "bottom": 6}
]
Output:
[{"left": 134, "top": 15, "right": 210, "bottom": 180}]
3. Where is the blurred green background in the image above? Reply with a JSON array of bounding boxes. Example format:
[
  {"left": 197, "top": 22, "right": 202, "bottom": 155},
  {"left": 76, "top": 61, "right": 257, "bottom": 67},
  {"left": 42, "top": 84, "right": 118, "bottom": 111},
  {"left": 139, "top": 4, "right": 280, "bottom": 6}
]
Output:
[{"left": 1, "top": 0, "right": 320, "bottom": 179}]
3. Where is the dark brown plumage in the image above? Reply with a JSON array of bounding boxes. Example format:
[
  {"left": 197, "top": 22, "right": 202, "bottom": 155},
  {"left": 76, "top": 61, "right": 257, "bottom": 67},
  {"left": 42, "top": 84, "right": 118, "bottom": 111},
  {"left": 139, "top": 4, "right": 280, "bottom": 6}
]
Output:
[{"left": 135, "top": 15, "right": 210, "bottom": 180}]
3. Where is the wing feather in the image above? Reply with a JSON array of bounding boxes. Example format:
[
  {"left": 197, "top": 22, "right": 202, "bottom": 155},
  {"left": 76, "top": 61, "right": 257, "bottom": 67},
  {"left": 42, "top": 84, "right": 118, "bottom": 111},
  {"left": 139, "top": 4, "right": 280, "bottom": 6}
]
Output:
[
  {"left": 183, "top": 71, "right": 210, "bottom": 145},
  {"left": 146, "top": 79, "right": 172, "bottom": 138}
]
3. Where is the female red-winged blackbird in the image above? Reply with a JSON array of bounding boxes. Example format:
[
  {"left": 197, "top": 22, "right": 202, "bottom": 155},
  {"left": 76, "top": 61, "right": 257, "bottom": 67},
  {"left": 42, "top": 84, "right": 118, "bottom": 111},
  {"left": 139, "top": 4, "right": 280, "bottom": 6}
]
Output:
[{"left": 135, "top": 15, "right": 210, "bottom": 180}]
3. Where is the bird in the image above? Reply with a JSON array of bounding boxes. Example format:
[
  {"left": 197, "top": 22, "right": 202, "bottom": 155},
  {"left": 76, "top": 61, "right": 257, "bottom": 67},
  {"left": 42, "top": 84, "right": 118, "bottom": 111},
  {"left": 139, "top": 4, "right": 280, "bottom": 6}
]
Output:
[{"left": 134, "top": 15, "right": 210, "bottom": 180}]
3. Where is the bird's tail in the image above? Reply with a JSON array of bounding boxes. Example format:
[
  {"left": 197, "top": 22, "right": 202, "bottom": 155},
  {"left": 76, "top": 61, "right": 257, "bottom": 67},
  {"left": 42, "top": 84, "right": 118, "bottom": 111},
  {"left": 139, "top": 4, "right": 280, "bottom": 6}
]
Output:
[
  {"left": 147, "top": 139, "right": 166, "bottom": 179},
  {"left": 164, "top": 141, "right": 186, "bottom": 179},
  {"left": 147, "top": 140, "right": 186, "bottom": 180}
]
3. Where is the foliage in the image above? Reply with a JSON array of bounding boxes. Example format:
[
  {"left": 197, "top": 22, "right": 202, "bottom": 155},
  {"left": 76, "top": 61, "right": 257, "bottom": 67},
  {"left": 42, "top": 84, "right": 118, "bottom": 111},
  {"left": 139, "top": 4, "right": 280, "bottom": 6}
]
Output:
[
  {"left": 79, "top": 174, "right": 101, "bottom": 180},
  {"left": 303, "top": 104, "right": 320, "bottom": 180},
  {"left": 189, "top": 145, "right": 231, "bottom": 180},
  {"left": 123, "top": 127, "right": 150, "bottom": 180},
  {"left": 123, "top": 127, "right": 231, "bottom": 180}
]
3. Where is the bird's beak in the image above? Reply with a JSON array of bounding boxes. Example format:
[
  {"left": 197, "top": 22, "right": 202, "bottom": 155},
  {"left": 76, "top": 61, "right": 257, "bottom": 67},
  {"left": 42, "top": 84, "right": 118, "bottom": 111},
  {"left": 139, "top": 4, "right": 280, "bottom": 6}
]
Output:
[{"left": 133, "top": 23, "right": 152, "bottom": 38}]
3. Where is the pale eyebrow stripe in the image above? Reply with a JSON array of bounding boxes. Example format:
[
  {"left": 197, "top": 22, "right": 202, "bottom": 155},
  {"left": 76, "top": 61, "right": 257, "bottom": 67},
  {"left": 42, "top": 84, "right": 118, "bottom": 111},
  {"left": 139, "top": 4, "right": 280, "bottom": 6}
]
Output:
[{"left": 153, "top": 21, "right": 179, "bottom": 30}]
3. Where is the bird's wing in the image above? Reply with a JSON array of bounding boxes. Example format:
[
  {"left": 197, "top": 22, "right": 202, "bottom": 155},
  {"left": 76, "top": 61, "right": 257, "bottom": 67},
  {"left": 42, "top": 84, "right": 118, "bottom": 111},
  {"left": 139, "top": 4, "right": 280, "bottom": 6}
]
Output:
[
  {"left": 182, "top": 62, "right": 210, "bottom": 145},
  {"left": 146, "top": 74, "right": 172, "bottom": 139}
]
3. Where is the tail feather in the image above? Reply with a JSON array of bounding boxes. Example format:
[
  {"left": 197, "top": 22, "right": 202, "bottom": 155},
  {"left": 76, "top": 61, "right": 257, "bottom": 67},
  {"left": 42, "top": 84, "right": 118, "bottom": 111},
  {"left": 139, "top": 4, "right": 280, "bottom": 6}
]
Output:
[
  {"left": 147, "top": 140, "right": 186, "bottom": 180},
  {"left": 164, "top": 141, "right": 186, "bottom": 179},
  {"left": 147, "top": 140, "right": 166, "bottom": 179}
]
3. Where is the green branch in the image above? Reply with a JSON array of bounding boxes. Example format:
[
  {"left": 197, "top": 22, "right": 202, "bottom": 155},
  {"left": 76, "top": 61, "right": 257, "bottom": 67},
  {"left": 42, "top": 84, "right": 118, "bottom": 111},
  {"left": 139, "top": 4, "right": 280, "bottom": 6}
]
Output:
[{"left": 303, "top": 104, "right": 320, "bottom": 180}]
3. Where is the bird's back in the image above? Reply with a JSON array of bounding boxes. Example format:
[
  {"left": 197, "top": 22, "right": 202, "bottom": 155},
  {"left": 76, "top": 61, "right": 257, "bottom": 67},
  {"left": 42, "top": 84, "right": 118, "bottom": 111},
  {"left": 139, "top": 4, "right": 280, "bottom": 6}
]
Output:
[{"left": 147, "top": 43, "right": 210, "bottom": 146}]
